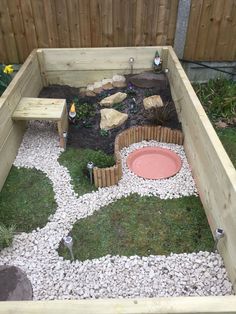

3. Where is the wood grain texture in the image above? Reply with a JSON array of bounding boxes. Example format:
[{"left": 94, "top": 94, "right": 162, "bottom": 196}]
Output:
[
  {"left": 167, "top": 46, "right": 236, "bottom": 289},
  {"left": 184, "top": 0, "right": 236, "bottom": 60},
  {"left": 12, "top": 97, "right": 66, "bottom": 121},
  {"left": 0, "top": 50, "right": 42, "bottom": 191},
  {"left": 0, "top": 0, "right": 178, "bottom": 63},
  {"left": 1, "top": 295, "right": 236, "bottom": 313}
]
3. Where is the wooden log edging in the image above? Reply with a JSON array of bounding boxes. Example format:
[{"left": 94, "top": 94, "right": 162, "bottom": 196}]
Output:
[{"left": 93, "top": 126, "right": 183, "bottom": 188}]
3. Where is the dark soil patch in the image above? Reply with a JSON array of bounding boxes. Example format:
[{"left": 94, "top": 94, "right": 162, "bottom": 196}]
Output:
[{"left": 39, "top": 77, "right": 181, "bottom": 154}]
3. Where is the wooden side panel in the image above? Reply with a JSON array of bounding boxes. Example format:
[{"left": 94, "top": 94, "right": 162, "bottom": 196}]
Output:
[
  {"left": 42, "top": 47, "right": 166, "bottom": 87},
  {"left": 1, "top": 295, "right": 236, "bottom": 314},
  {"left": 42, "top": 47, "right": 163, "bottom": 71},
  {"left": 0, "top": 50, "right": 43, "bottom": 191},
  {"left": 167, "top": 46, "right": 236, "bottom": 289}
]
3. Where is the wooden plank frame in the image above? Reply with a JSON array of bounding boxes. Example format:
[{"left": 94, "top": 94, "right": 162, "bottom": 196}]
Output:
[
  {"left": 0, "top": 46, "right": 236, "bottom": 313},
  {"left": 0, "top": 49, "right": 43, "bottom": 191}
]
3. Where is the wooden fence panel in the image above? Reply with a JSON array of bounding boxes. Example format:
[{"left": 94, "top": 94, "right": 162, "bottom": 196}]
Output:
[
  {"left": 184, "top": 0, "right": 236, "bottom": 61},
  {"left": 1, "top": 0, "right": 235, "bottom": 64},
  {"left": 0, "top": 0, "right": 178, "bottom": 63}
]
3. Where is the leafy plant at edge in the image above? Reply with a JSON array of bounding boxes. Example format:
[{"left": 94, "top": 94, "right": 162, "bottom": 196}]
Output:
[
  {"left": 194, "top": 78, "right": 236, "bottom": 121},
  {"left": 0, "top": 64, "right": 14, "bottom": 96},
  {"left": 145, "top": 101, "right": 175, "bottom": 125},
  {"left": 0, "top": 223, "right": 16, "bottom": 249},
  {"left": 100, "top": 129, "right": 109, "bottom": 137}
]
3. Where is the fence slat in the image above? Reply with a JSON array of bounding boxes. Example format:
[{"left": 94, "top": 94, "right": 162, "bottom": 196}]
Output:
[{"left": 0, "top": 0, "right": 178, "bottom": 63}]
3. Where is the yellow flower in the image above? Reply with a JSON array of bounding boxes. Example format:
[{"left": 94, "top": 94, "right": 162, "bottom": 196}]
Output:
[{"left": 3, "top": 65, "right": 14, "bottom": 74}]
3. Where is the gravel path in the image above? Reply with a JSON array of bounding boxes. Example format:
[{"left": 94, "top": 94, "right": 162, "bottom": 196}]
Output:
[{"left": 0, "top": 121, "right": 233, "bottom": 300}]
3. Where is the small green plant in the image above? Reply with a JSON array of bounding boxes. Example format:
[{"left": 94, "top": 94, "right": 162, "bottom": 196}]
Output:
[
  {"left": 113, "top": 102, "right": 125, "bottom": 111},
  {"left": 59, "top": 148, "right": 115, "bottom": 196},
  {"left": 0, "top": 223, "right": 16, "bottom": 249},
  {"left": 100, "top": 129, "right": 109, "bottom": 137},
  {"left": 125, "top": 85, "right": 137, "bottom": 97},
  {"left": 144, "top": 89, "right": 154, "bottom": 97},
  {"left": 145, "top": 101, "right": 174, "bottom": 125},
  {"left": 0, "top": 64, "right": 14, "bottom": 95},
  {"left": 98, "top": 90, "right": 111, "bottom": 100},
  {"left": 75, "top": 101, "right": 96, "bottom": 122}
]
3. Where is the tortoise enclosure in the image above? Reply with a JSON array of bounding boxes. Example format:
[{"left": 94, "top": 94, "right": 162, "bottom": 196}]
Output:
[{"left": 0, "top": 46, "right": 236, "bottom": 312}]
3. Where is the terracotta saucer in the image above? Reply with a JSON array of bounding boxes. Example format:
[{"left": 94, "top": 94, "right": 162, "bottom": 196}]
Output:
[{"left": 127, "top": 147, "right": 182, "bottom": 180}]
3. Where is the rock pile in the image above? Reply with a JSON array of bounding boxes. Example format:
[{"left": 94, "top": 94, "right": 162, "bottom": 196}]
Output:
[{"left": 85, "top": 75, "right": 127, "bottom": 96}]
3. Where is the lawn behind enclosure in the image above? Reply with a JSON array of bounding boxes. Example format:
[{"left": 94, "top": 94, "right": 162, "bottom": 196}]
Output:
[{"left": 193, "top": 78, "right": 236, "bottom": 168}]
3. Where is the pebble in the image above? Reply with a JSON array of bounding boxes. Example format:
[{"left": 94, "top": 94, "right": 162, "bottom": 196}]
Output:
[{"left": 0, "top": 121, "right": 233, "bottom": 300}]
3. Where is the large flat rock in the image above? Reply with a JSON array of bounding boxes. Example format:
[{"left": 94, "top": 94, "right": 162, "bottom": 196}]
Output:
[
  {"left": 0, "top": 265, "right": 33, "bottom": 301},
  {"left": 100, "top": 92, "right": 127, "bottom": 107},
  {"left": 100, "top": 108, "right": 128, "bottom": 130},
  {"left": 127, "top": 71, "right": 167, "bottom": 89}
]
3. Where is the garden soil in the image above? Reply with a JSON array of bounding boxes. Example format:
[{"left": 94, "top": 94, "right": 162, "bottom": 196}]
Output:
[{"left": 39, "top": 76, "right": 181, "bottom": 155}]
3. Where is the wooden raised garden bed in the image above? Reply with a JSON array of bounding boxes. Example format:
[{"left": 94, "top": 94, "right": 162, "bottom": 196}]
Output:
[{"left": 0, "top": 47, "right": 236, "bottom": 313}]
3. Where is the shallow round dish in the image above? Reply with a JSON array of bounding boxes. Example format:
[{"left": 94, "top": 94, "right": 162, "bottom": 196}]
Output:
[{"left": 127, "top": 147, "right": 182, "bottom": 180}]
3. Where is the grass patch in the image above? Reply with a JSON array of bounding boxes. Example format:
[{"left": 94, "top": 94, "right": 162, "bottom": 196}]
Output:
[
  {"left": 0, "top": 166, "right": 56, "bottom": 233},
  {"left": 216, "top": 128, "right": 236, "bottom": 167},
  {"left": 193, "top": 78, "right": 236, "bottom": 168},
  {"left": 193, "top": 78, "right": 236, "bottom": 122},
  {"left": 58, "top": 148, "right": 115, "bottom": 196},
  {"left": 58, "top": 194, "right": 214, "bottom": 261}
]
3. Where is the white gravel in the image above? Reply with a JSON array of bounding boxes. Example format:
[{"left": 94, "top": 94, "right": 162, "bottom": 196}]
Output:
[{"left": 0, "top": 121, "right": 233, "bottom": 300}]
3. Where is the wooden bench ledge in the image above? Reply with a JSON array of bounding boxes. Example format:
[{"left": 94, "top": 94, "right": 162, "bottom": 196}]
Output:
[
  {"left": 12, "top": 97, "right": 66, "bottom": 121},
  {"left": 12, "top": 97, "right": 68, "bottom": 148}
]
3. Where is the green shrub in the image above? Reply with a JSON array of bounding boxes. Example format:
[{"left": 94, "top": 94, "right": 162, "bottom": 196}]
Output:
[
  {"left": 100, "top": 129, "right": 109, "bottom": 137},
  {"left": 77, "top": 103, "right": 96, "bottom": 120},
  {"left": 59, "top": 148, "right": 115, "bottom": 196},
  {"left": 0, "top": 223, "right": 15, "bottom": 249},
  {"left": 82, "top": 149, "right": 115, "bottom": 169},
  {"left": 194, "top": 78, "right": 236, "bottom": 121},
  {"left": 112, "top": 103, "right": 126, "bottom": 111}
]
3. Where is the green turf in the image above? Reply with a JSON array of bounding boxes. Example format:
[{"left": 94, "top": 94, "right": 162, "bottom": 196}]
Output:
[
  {"left": 0, "top": 166, "right": 56, "bottom": 233},
  {"left": 193, "top": 78, "right": 236, "bottom": 121},
  {"left": 58, "top": 194, "right": 214, "bottom": 261},
  {"left": 58, "top": 148, "right": 115, "bottom": 196},
  {"left": 193, "top": 78, "right": 236, "bottom": 168},
  {"left": 216, "top": 127, "right": 236, "bottom": 168}
]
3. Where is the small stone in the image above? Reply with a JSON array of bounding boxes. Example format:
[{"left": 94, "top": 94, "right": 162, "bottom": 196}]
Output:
[
  {"left": 100, "top": 108, "right": 128, "bottom": 130},
  {"left": 100, "top": 92, "right": 127, "bottom": 107},
  {"left": 86, "top": 84, "right": 96, "bottom": 97},
  {"left": 215, "top": 120, "right": 228, "bottom": 128},
  {"left": 143, "top": 95, "right": 163, "bottom": 110},
  {"left": 102, "top": 79, "right": 113, "bottom": 90},
  {"left": 93, "top": 81, "right": 103, "bottom": 94},
  {"left": 128, "top": 71, "right": 167, "bottom": 89},
  {"left": 112, "top": 75, "right": 126, "bottom": 88}
]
